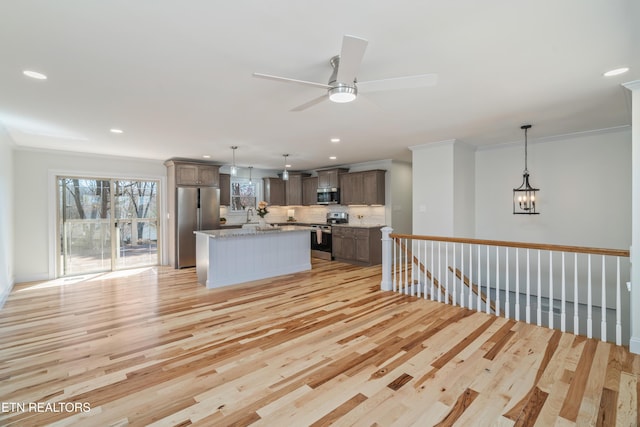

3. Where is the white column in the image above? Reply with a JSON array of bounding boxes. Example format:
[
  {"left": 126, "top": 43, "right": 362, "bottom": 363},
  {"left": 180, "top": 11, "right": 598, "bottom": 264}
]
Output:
[
  {"left": 381, "top": 226, "right": 394, "bottom": 291},
  {"left": 623, "top": 80, "right": 640, "bottom": 354}
]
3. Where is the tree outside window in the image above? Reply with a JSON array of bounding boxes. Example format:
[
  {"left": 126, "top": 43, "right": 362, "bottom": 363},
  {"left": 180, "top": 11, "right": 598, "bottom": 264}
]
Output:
[{"left": 231, "top": 179, "right": 256, "bottom": 211}]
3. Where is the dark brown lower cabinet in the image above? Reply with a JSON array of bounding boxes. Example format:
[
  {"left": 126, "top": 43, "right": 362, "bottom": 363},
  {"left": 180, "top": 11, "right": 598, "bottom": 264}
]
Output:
[{"left": 332, "top": 226, "right": 382, "bottom": 266}]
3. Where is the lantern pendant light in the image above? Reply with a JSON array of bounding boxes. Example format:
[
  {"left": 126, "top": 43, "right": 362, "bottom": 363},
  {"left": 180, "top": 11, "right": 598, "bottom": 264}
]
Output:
[
  {"left": 513, "top": 124, "right": 539, "bottom": 214},
  {"left": 230, "top": 146, "right": 238, "bottom": 176},
  {"left": 282, "top": 154, "right": 289, "bottom": 181}
]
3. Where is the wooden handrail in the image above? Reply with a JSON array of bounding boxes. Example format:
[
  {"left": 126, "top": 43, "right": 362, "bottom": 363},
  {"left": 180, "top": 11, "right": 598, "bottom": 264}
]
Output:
[
  {"left": 390, "top": 234, "right": 630, "bottom": 258},
  {"left": 448, "top": 266, "right": 496, "bottom": 313}
]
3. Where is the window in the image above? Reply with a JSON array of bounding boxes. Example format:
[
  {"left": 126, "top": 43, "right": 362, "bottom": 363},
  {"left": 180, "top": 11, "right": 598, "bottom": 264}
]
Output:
[{"left": 231, "top": 178, "right": 257, "bottom": 211}]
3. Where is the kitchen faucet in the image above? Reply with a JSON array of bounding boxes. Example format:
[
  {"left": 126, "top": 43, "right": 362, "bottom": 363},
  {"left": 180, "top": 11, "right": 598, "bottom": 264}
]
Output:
[{"left": 246, "top": 208, "right": 254, "bottom": 223}]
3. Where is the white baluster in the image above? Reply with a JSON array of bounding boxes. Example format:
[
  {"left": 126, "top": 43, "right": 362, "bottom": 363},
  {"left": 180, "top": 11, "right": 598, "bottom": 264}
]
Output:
[
  {"left": 526, "top": 248, "right": 531, "bottom": 324},
  {"left": 515, "top": 249, "right": 520, "bottom": 321},
  {"left": 574, "top": 253, "right": 579, "bottom": 335},
  {"left": 616, "top": 257, "right": 622, "bottom": 345},
  {"left": 423, "top": 240, "right": 428, "bottom": 298},
  {"left": 404, "top": 238, "right": 409, "bottom": 295},
  {"left": 445, "top": 242, "right": 449, "bottom": 304},
  {"left": 437, "top": 242, "right": 442, "bottom": 303},
  {"left": 460, "top": 243, "right": 465, "bottom": 308},
  {"left": 587, "top": 254, "right": 592, "bottom": 339},
  {"left": 561, "top": 252, "right": 566, "bottom": 332},
  {"left": 549, "top": 251, "right": 554, "bottom": 329},
  {"left": 505, "top": 248, "right": 510, "bottom": 319},
  {"left": 477, "top": 245, "right": 482, "bottom": 313},
  {"left": 411, "top": 240, "right": 420, "bottom": 298},
  {"left": 496, "top": 246, "right": 500, "bottom": 316},
  {"left": 453, "top": 243, "right": 457, "bottom": 306},
  {"left": 430, "top": 241, "right": 435, "bottom": 301},
  {"left": 486, "top": 245, "right": 490, "bottom": 315},
  {"left": 392, "top": 237, "right": 397, "bottom": 292},
  {"left": 468, "top": 244, "right": 473, "bottom": 309},
  {"left": 601, "top": 255, "right": 606, "bottom": 342},
  {"left": 537, "top": 250, "right": 542, "bottom": 327},
  {"left": 397, "top": 238, "right": 402, "bottom": 293},
  {"left": 399, "top": 238, "right": 404, "bottom": 294}
]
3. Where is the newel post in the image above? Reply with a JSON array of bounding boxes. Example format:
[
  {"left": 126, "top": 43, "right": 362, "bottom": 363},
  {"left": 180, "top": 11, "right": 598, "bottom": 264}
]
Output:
[{"left": 381, "top": 227, "right": 393, "bottom": 291}]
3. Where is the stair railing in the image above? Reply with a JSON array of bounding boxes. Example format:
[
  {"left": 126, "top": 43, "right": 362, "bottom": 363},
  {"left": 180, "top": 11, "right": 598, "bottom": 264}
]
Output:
[{"left": 380, "top": 227, "right": 631, "bottom": 346}]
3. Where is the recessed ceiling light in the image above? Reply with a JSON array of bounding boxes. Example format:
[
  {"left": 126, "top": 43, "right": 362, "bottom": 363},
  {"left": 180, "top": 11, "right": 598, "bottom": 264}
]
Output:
[
  {"left": 603, "top": 67, "right": 629, "bottom": 77},
  {"left": 330, "top": 138, "right": 340, "bottom": 143},
  {"left": 329, "top": 156, "right": 337, "bottom": 160},
  {"left": 110, "top": 128, "right": 123, "bottom": 134},
  {"left": 23, "top": 70, "right": 47, "bottom": 80},
  {"left": 285, "top": 164, "right": 291, "bottom": 168},
  {"left": 202, "top": 155, "right": 211, "bottom": 159}
]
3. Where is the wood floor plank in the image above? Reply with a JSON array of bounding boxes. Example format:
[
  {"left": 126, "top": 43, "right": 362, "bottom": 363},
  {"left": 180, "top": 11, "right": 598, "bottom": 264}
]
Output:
[
  {"left": 559, "top": 338, "right": 599, "bottom": 421},
  {"left": 1, "top": 260, "right": 639, "bottom": 426}
]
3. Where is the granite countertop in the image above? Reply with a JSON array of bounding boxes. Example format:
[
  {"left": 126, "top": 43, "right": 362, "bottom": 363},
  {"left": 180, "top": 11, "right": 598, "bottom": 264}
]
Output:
[
  {"left": 195, "top": 225, "right": 311, "bottom": 239},
  {"left": 331, "top": 223, "right": 386, "bottom": 229}
]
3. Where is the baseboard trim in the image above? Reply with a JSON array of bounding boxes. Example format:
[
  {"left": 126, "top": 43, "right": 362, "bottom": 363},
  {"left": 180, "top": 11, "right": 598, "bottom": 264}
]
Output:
[
  {"left": 629, "top": 336, "right": 640, "bottom": 355},
  {"left": 0, "top": 279, "right": 15, "bottom": 310}
]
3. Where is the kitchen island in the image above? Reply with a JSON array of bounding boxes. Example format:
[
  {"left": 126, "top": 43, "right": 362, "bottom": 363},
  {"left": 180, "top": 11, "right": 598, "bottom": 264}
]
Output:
[{"left": 194, "top": 225, "right": 311, "bottom": 288}]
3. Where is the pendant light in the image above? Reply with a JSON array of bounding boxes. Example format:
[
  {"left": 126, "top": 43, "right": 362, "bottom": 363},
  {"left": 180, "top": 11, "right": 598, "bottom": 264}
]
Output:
[
  {"left": 248, "top": 166, "right": 253, "bottom": 184},
  {"left": 513, "top": 124, "right": 540, "bottom": 215},
  {"left": 230, "top": 146, "right": 238, "bottom": 176},
  {"left": 282, "top": 154, "right": 289, "bottom": 181}
]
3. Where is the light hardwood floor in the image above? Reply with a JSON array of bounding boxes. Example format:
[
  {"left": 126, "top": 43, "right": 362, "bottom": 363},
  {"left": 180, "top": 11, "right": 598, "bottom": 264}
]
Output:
[{"left": 1, "top": 259, "right": 638, "bottom": 426}]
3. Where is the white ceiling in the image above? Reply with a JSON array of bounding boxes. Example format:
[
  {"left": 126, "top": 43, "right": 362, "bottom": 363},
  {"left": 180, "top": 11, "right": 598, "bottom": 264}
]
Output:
[{"left": 1, "top": 1, "right": 638, "bottom": 171}]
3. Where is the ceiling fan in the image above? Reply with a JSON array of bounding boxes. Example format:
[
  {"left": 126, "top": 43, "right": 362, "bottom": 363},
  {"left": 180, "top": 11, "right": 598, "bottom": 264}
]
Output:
[{"left": 253, "top": 35, "right": 438, "bottom": 111}]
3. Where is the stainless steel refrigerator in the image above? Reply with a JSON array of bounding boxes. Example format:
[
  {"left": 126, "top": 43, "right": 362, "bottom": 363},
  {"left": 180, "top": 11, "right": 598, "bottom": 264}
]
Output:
[{"left": 176, "top": 186, "right": 220, "bottom": 268}]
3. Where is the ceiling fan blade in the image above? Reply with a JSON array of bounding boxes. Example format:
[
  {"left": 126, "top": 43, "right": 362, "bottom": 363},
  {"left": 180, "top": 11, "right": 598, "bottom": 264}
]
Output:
[
  {"left": 336, "top": 35, "right": 368, "bottom": 84},
  {"left": 252, "top": 72, "right": 331, "bottom": 90},
  {"left": 290, "top": 94, "right": 329, "bottom": 112},
  {"left": 358, "top": 73, "right": 438, "bottom": 92}
]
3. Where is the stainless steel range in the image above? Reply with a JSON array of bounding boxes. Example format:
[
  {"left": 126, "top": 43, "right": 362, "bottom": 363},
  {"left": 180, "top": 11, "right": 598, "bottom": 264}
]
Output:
[
  {"left": 310, "top": 213, "right": 348, "bottom": 260},
  {"left": 310, "top": 224, "right": 332, "bottom": 260}
]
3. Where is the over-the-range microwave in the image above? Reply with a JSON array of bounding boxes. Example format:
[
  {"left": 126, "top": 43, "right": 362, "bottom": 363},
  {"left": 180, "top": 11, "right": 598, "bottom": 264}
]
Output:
[{"left": 317, "top": 188, "right": 340, "bottom": 205}]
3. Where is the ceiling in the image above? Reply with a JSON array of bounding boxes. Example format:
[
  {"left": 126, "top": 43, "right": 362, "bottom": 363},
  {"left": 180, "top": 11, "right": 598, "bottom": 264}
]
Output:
[{"left": 1, "top": 1, "right": 638, "bottom": 171}]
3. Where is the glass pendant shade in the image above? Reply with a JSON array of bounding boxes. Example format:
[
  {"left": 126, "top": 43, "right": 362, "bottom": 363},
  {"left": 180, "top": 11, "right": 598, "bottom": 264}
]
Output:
[
  {"left": 282, "top": 154, "right": 289, "bottom": 181},
  {"left": 230, "top": 146, "right": 238, "bottom": 176}
]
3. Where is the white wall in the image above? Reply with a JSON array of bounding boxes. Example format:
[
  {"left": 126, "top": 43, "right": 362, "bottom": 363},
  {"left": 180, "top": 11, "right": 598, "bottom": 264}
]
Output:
[
  {"left": 390, "top": 161, "right": 412, "bottom": 234},
  {"left": 411, "top": 141, "right": 455, "bottom": 236},
  {"left": 13, "top": 149, "right": 166, "bottom": 282},
  {"left": 0, "top": 126, "right": 14, "bottom": 307},
  {"left": 453, "top": 142, "right": 476, "bottom": 237},
  {"left": 476, "top": 127, "right": 631, "bottom": 249}
]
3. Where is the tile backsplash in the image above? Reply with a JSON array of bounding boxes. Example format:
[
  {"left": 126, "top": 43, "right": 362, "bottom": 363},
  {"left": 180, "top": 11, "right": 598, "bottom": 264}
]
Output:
[{"left": 220, "top": 205, "right": 386, "bottom": 226}]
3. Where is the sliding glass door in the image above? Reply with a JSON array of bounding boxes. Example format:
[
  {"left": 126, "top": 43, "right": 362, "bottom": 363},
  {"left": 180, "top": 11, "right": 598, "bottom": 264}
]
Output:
[
  {"left": 57, "top": 177, "right": 159, "bottom": 276},
  {"left": 113, "top": 180, "right": 158, "bottom": 270}
]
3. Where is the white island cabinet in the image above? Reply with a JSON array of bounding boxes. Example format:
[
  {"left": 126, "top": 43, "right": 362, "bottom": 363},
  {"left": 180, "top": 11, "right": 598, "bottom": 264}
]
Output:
[{"left": 194, "top": 226, "right": 311, "bottom": 288}]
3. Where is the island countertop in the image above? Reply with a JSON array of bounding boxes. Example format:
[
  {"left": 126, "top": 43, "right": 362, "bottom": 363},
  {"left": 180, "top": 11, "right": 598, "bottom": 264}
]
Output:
[{"left": 195, "top": 225, "right": 311, "bottom": 239}]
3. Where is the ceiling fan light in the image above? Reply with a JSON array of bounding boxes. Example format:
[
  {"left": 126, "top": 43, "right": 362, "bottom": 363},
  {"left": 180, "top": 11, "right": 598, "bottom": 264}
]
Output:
[{"left": 329, "top": 85, "right": 357, "bottom": 103}]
